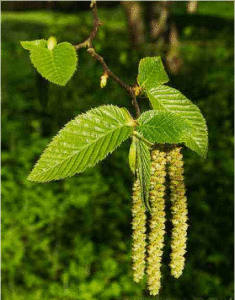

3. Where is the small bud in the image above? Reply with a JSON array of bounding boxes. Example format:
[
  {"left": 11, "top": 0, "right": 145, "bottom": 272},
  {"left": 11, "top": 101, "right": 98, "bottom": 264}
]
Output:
[
  {"left": 90, "top": 0, "right": 96, "bottom": 8},
  {"left": 133, "top": 85, "right": 143, "bottom": 97},
  {"left": 100, "top": 72, "right": 108, "bottom": 88},
  {"left": 47, "top": 36, "right": 57, "bottom": 50}
]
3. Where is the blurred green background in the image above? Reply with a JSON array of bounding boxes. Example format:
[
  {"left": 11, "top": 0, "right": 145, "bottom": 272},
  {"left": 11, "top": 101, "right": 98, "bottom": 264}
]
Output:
[{"left": 1, "top": 1, "right": 234, "bottom": 299}]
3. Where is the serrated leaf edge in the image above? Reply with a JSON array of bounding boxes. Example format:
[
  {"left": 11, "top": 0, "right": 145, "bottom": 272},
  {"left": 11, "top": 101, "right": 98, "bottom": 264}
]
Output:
[
  {"left": 28, "top": 105, "right": 134, "bottom": 182},
  {"left": 22, "top": 40, "right": 78, "bottom": 86},
  {"left": 146, "top": 86, "right": 208, "bottom": 157},
  {"left": 137, "top": 56, "right": 169, "bottom": 88}
]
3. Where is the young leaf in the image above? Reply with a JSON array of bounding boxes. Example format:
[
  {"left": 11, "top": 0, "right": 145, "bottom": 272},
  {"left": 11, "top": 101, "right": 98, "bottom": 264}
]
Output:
[
  {"left": 147, "top": 86, "right": 208, "bottom": 157},
  {"left": 21, "top": 38, "right": 78, "bottom": 86},
  {"left": 135, "top": 135, "right": 151, "bottom": 212},
  {"left": 21, "top": 39, "right": 48, "bottom": 50},
  {"left": 28, "top": 105, "right": 134, "bottom": 182},
  {"left": 137, "top": 110, "right": 193, "bottom": 144},
  {"left": 137, "top": 56, "right": 169, "bottom": 90}
]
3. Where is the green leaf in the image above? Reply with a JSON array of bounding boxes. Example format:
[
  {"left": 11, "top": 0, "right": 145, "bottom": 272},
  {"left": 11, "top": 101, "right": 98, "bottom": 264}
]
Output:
[
  {"left": 135, "top": 136, "right": 151, "bottom": 212},
  {"left": 28, "top": 105, "right": 134, "bottom": 182},
  {"left": 137, "top": 56, "right": 169, "bottom": 90},
  {"left": 147, "top": 86, "right": 208, "bottom": 157},
  {"left": 21, "top": 38, "right": 77, "bottom": 86},
  {"left": 137, "top": 110, "right": 193, "bottom": 144},
  {"left": 129, "top": 136, "right": 137, "bottom": 174},
  {"left": 21, "top": 39, "right": 48, "bottom": 50}
]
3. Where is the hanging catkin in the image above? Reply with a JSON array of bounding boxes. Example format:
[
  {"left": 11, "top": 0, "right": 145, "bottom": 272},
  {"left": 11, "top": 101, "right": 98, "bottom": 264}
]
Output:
[
  {"left": 132, "top": 178, "right": 147, "bottom": 282},
  {"left": 147, "top": 148, "right": 167, "bottom": 295},
  {"left": 167, "top": 146, "right": 188, "bottom": 278}
]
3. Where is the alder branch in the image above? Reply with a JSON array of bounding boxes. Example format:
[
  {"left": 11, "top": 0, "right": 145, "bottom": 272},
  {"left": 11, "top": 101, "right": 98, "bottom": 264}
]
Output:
[{"left": 74, "top": 0, "right": 140, "bottom": 118}]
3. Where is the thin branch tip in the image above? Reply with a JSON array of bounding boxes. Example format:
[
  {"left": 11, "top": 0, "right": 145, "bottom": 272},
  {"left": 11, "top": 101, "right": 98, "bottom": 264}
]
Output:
[
  {"left": 90, "top": 1, "right": 96, "bottom": 8},
  {"left": 75, "top": 0, "right": 140, "bottom": 118}
]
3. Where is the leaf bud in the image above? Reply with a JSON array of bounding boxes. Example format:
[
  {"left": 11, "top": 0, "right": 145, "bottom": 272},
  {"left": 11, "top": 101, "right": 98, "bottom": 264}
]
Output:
[
  {"left": 133, "top": 85, "right": 143, "bottom": 97},
  {"left": 47, "top": 36, "right": 57, "bottom": 50},
  {"left": 100, "top": 72, "right": 109, "bottom": 88}
]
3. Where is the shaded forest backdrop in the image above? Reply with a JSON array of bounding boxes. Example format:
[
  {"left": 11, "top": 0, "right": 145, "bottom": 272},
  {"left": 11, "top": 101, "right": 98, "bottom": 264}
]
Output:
[{"left": 2, "top": 1, "right": 234, "bottom": 299}]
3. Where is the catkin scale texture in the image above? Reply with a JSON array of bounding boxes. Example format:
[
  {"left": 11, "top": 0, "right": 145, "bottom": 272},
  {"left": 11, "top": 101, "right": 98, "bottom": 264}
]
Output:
[
  {"left": 167, "top": 147, "right": 188, "bottom": 278},
  {"left": 131, "top": 145, "right": 188, "bottom": 294},
  {"left": 132, "top": 179, "right": 147, "bottom": 282},
  {"left": 147, "top": 149, "right": 167, "bottom": 296}
]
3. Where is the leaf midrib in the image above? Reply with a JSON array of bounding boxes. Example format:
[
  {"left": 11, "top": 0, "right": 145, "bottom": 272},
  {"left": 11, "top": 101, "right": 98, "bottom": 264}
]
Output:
[
  {"left": 31, "top": 43, "right": 71, "bottom": 84},
  {"left": 48, "top": 46, "right": 64, "bottom": 82},
  {"left": 147, "top": 90, "right": 203, "bottom": 146},
  {"left": 140, "top": 62, "right": 158, "bottom": 88},
  {"left": 31, "top": 122, "right": 130, "bottom": 179},
  {"left": 140, "top": 123, "right": 184, "bottom": 142}
]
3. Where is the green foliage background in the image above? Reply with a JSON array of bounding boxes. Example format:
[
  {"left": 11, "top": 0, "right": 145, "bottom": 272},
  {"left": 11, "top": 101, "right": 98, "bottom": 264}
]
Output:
[{"left": 2, "top": 2, "right": 234, "bottom": 299}]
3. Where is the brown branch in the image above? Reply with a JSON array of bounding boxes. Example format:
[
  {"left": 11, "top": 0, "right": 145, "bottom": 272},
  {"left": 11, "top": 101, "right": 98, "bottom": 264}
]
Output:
[
  {"left": 74, "top": 1, "right": 101, "bottom": 50},
  {"left": 74, "top": 0, "right": 140, "bottom": 118}
]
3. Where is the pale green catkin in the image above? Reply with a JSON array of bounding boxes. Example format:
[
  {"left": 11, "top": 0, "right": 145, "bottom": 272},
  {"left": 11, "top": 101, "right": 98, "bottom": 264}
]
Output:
[
  {"left": 132, "top": 179, "right": 147, "bottom": 282},
  {"left": 147, "top": 149, "right": 167, "bottom": 296},
  {"left": 167, "top": 147, "right": 188, "bottom": 278}
]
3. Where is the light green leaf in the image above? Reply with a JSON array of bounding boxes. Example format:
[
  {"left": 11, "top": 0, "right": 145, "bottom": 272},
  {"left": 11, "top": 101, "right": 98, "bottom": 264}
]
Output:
[
  {"left": 21, "top": 38, "right": 78, "bottom": 86},
  {"left": 147, "top": 86, "right": 208, "bottom": 157},
  {"left": 28, "top": 105, "right": 134, "bottom": 182},
  {"left": 21, "top": 39, "right": 48, "bottom": 50},
  {"left": 137, "top": 56, "right": 169, "bottom": 90},
  {"left": 137, "top": 110, "right": 193, "bottom": 144},
  {"left": 135, "top": 136, "right": 151, "bottom": 212}
]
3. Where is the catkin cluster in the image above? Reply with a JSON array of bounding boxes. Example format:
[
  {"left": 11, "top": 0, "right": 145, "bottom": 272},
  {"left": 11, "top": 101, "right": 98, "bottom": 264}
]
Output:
[
  {"left": 131, "top": 145, "right": 188, "bottom": 295},
  {"left": 132, "top": 179, "right": 147, "bottom": 282},
  {"left": 147, "top": 149, "right": 167, "bottom": 295},
  {"left": 167, "top": 147, "right": 188, "bottom": 278}
]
